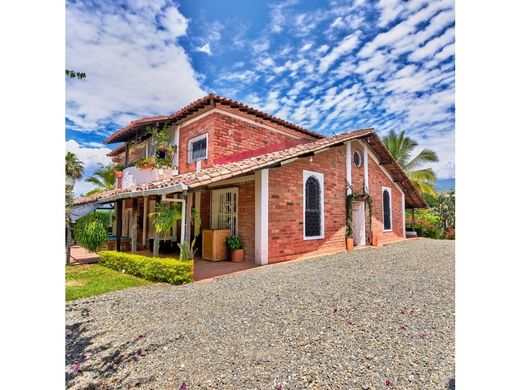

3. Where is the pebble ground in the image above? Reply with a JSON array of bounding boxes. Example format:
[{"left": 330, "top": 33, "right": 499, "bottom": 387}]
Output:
[{"left": 66, "top": 239, "right": 455, "bottom": 390}]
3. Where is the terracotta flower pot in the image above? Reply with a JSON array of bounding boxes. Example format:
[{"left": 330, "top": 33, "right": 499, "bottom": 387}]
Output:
[
  {"left": 371, "top": 234, "right": 378, "bottom": 247},
  {"left": 346, "top": 238, "right": 354, "bottom": 251},
  {"left": 230, "top": 248, "right": 245, "bottom": 263}
]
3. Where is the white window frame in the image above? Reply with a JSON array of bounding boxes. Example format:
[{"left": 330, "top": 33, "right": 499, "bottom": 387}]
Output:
[
  {"left": 187, "top": 133, "right": 208, "bottom": 163},
  {"left": 303, "top": 170, "right": 325, "bottom": 240},
  {"left": 382, "top": 186, "right": 393, "bottom": 232},
  {"left": 211, "top": 187, "right": 239, "bottom": 236}
]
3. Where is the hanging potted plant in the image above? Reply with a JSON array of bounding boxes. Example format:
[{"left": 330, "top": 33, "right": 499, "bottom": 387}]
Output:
[{"left": 226, "top": 236, "right": 245, "bottom": 262}]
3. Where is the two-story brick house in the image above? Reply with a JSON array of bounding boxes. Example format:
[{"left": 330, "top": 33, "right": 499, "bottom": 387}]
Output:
[{"left": 74, "top": 93, "right": 427, "bottom": 265}]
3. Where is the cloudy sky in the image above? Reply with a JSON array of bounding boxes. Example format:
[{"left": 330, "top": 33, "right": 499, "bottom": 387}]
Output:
[{"left": 66, "top": 0, "right": 455, "bottom": 196}]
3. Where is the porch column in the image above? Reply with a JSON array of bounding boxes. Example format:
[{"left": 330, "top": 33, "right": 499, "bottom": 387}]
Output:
[
  {"left": 255, "top": 169, "right": 269, "bottom": 265},
  {"left": 346, "top": 141, "right": 352, "bottom": 195},
  {"left": 142, "top": 196, "right": 148, "bottom": 247},
  {"left": 131, "top": 198, "right": 138, "bottom": 253},
  {"left": 180, "top": 193, "right": 187, "bottom": 244},
  {"left": 116, "top": 200, "right": 123, "bottom": 251},
  {"left": 185, "top": 192, "right": 193, "bottom": 244},
  {"left": 412, "top": 208, "right": 416, "bottom": 231},
  {"left": 153, "top": 197, "right": 160, "bottom": 257}
]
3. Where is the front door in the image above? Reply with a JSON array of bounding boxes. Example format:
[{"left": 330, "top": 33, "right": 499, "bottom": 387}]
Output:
[{"left": 352, "top": 201, "right": 366, "bottom": 247}]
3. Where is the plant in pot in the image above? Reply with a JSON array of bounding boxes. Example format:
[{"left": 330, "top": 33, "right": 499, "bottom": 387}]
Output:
[
  {"left": 226, "top": 235, "right": 245, "bottom": 262},
  {"left": 345, "top": 228, "right": 354, "bottom": 251},
  {"left": 135, "top": 156, "right": 157, "bottom": 169}
]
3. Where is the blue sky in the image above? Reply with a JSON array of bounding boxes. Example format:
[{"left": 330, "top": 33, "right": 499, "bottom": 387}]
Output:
[{"left": 66, "top": 0, "right": 455, "bottom": 195}]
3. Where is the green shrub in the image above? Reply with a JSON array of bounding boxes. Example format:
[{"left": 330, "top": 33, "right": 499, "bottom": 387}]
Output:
[
  {"left": 74, "top": 212, "right": 109, "bottom": 252},
  {"left": 98, "top": 251, "right": 193, "bottom": 285},
  {"left": 406, "top": 217, "right": 443, "bottom": 239},
  {"left": 226, "top": 235, "right": 243, "bottom": 250}
]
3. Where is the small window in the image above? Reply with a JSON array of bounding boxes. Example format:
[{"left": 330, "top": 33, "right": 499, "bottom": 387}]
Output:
[
  {"left": 382, "top": 187, "right": 392, "bottom": 231},
  {"left": 353, "top": 150, "right": 363, "bottom": 167},
  {"left": 188, "top": 133, "right": 207, "bottom": 163},
  {"left": 303, "top": 171, "right": 324, "bottom": 239}
]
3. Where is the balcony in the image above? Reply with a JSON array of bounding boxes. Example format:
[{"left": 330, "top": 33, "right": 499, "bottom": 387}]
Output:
[{"left": 122, "top": 166, "right": 178, "bottom": 189}]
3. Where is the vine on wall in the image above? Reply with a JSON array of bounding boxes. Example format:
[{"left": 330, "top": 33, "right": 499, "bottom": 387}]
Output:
[{"left": 345, "top": 191, "right": 373, "bottom": 241}]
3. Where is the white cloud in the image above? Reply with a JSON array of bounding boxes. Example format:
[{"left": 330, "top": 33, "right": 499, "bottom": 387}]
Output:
[
  {"left": 319, "top": 32, "right": 360, "bottom": 74},
  {"left": 408, "top": 27, "right": 454, "bottom": 62},
  {"left": 194, "top": 43, "right": 212, "bottom": 55},
  {"left": 66, "top": 139, "right": 112, "bottom": 168},
  {"left": 66, "top": 2, "right": 205, "bottom": 133}
]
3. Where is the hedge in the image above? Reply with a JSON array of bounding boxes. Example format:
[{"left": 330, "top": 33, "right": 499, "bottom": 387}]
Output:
[{"left": 98, "top": 251, "right": 193, "bottom": 285}]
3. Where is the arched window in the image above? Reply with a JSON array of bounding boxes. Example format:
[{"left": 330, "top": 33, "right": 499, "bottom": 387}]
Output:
[
  {"left": 382, "top": 187, "right": 392, "bottom": 231},
  {"left": 304, "top": 172, "right": 323, "bottom": 238}
]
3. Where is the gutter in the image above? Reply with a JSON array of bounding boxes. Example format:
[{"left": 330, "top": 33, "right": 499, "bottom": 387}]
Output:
[{"left": 100, "top": 183, "right": 189, "bottom": 203}]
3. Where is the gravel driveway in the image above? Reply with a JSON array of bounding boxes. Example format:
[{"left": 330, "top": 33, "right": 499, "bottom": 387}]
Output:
[{"left": 66, "top": 239, "right": 455, "bottom": 390}]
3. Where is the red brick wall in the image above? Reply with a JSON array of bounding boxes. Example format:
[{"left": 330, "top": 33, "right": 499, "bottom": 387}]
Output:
[
  {"left": 197, "top": 180, "right": 256, "bottom": 262},
  {"left": 177, "top": 110, "right": 312, "bottom": 174},
  {"left": 367, "top": 152, "right": 405, "bottom": 244},
  {"left": 268, "top": 146, "right": 347, "bottom": 263},
  {"left": 266, "top": 140, "right": 406, "bottom": 263},
  {"left": 351, "top": 140, "right": 365, "bottom": 193}
]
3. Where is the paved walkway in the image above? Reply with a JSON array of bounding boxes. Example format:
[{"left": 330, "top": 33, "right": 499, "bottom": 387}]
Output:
[{"left": 69, "top": 245, "right": 99, "bottom": 265}]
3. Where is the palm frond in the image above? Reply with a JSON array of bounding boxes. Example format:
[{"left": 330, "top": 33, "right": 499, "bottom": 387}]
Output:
[{"left": 404, "top": 148, "right": 439, "bottom": 172}]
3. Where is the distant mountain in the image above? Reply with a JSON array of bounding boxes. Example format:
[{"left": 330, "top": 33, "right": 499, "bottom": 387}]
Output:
[{"left": 435, "top": 178, "right": 455, "bottom": 192}]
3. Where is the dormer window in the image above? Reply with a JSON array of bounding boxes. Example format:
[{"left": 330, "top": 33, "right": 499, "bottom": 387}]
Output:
[{"left": 188, "top": 133, "right": 208, "bottom": 163}]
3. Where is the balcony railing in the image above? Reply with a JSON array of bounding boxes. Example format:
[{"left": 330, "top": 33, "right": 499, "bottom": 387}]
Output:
[{"left": 122, "top": 166, "right": 179, "bottom": 189}]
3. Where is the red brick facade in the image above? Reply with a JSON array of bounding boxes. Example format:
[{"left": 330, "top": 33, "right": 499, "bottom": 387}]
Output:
[{"left": 178, "top": 109, "right": 314, "bottom": 174}]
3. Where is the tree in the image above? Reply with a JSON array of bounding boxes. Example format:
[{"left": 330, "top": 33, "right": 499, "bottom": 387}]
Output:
[
  {"left": 66, "top": 152, "right": 84, "bottom": 180},
  {"left": 66, "top": 69, "right": 86, "bottom": 79},
  {"left": 431, "top": 191, "right": 455, "bottom": 234},
  {"left": 85, "top": 164, "right": 121, "bottom": 196},
  {"left": 382, "top": 130, "right": 439, "bottom": 197}
]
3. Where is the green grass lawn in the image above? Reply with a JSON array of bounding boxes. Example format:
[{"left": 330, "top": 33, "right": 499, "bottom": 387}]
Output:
[{"left": 66, "top": 264, "right": 153, "bottom": 301}]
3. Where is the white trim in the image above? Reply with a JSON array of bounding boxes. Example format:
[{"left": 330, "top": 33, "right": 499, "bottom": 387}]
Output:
[
  {"left": 255, "top": 169, "right": 269, "bottom": 265},
  {"left": 363, "top": 143, "right": 369, "bottom": 193},
  {"left": 382, "top": 186, "right": 393, "bottom": 232},
  {"left": 173, "top": 125, "right": 180, "bottom": 167},
  {"left": 346, "top": 141, "right": 352, "bottom": 195},
  {"left": 180, "top": 107, "right": 306, "bottom": 140},
  {"left": 402, "top": 191, "right": 406, "bottom": 237},
  {"left": 187, "top": 133, "right": 208, "bottom": 163},
  {"left": 303, "top": 170, "right": 325, "bottom": 240}
]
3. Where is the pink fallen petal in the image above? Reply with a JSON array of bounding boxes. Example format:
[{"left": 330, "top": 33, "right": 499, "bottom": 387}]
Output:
[
  {"left": 71, "top": 363, "right": 81, "bottom": 374},
  {"left": 136, "top": 348, "right": 142, "bottom": 356},
  {"left": 180, "top": 382, "right": 187, "bottom": 390},
  {"left": 400, "top": 325, "right": 408, "bottom": 331},
  {"left": 347, "top": 320, "right": 353, "bottom": 325},
  {"left": 409, "top": 309, "right": 415, "bottom": 315},
  {"left": 418, "top": 330, "right": 426, "bottom": 337},
  {"left": 135, "top": 335, "right": 144, "bottom": 341},
  {"left": 386, "top": 378, "right": 393, "bottom": 387}
]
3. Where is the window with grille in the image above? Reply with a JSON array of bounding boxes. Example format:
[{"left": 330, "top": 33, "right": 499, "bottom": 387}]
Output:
[
  {"left": 211, "top": 188, "right": 238, "bottom": 236},
  {"left": 303, "top": 171, "right": 324, "bottom": 239},
  {"left": 383, "top": 187, "right": 392, "bottom": 231},
  {"left": 188, "top": 133, "right": 207, "bottom": 163}
]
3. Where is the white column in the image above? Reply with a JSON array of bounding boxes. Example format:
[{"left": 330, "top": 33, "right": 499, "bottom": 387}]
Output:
[
  {"left": 173, "top": 125, "right": 180, "bottom": 168},
  {"left": 363, "top": 143, "right": 369, "bottom": 193},
  {"left": 255, "top": 169, "right": 269, "bottom": 265},
  {"left": 142, "top": 196, "right": 148, "bottom": 247},
  {"left": 346, "top": 141, "right": 352, "bottom": 195}
]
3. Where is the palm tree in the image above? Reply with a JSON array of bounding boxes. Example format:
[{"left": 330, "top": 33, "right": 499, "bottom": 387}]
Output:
[
  {"left": 65, "top": 152, "right": 84, "bottom": 181},
  {"left": 382, "top": 130, "right": 439, "bottom": 197},
  {"left": 85, "top": 164, "right": 119, "bottom": 196}
]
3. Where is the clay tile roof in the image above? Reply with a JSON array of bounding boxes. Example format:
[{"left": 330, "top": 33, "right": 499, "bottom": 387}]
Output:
[
  {"left": 74, "top": 127, "right": 428, "bottom": 209},
  {"left": 103, "top": 93, "right": 324, "bottom": 145}
]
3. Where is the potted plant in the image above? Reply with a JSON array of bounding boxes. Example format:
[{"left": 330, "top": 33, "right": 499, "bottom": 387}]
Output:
[
  {"left": 135, "top": 156, "right": 157, "bottom": 169},
  {"left": 226, "top": 236, "right": 245, "bottom": 262},
  {"left": 371, "top": 234, "right": 378, "bottom": 247}
]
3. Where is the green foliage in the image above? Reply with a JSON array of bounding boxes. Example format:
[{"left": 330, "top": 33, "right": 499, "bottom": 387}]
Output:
[
  {"left": 73, "top": 212, "right": 109, "bottom": 252},
  {"left": 191, "top": 208, "right": 201, "bottom": 237},
  {"left": 345, "top": 193, "right": 372, "bottom": 239},
  {"left": 66, "top": 69, "right": 86, "bottom": 79},
  {"left": 150, "top": 202, "right": 182, "bottom": 235},
  {"left": 178, "top": 238, "right": 198, "bottom": 261},
  {"left": 66, "top": 152, "right": 84, "bottom": 180},
  {"left": 226, "top": 235, "right": 244, "bottom": 250},
  {"left": 405, "top": 217, "right": 443, "bottom": 239},
  {"left": 86, "top": 163, "right": 123, "bottom": 196},
  {"left": 98, "top": 251, "right": 193, "bottom": 285},
  {"left": 66, "top": 264, "right": 151, "bottom": 301},
  {"left": 431, "top": 191, "right": 455, "bottom": 233},
  {"left": 382, "top": 130, "right": 439, "bottom": 197}
]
